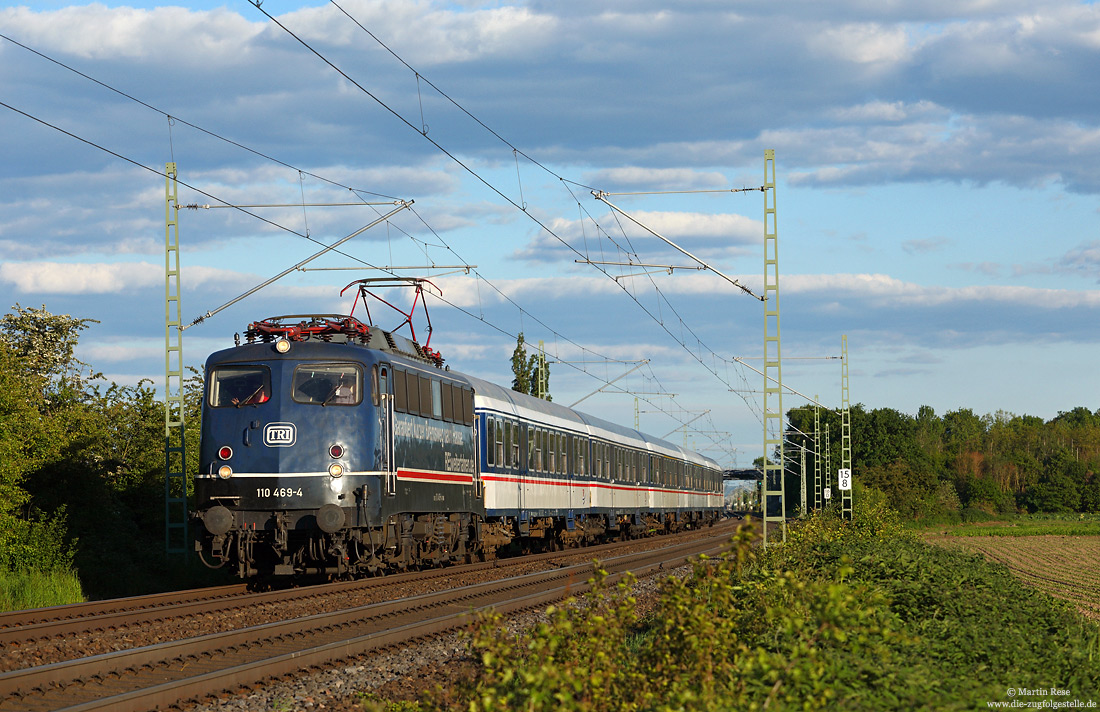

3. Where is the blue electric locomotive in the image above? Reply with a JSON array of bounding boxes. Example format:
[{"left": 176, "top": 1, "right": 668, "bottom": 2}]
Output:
[{"left": 194, "top": 314, "right": 722, "bottom": 579}]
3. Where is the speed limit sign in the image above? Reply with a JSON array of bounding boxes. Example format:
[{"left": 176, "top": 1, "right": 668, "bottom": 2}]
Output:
[{"left": 838, "top": 468, "right": 852, "bottom": 491}]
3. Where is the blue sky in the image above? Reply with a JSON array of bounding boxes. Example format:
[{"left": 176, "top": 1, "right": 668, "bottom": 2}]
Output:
[{"left": 3, "top": 0, "right": 1100, "bottom": 468}]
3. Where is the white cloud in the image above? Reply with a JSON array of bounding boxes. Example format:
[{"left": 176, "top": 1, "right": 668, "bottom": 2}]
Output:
[
  {"left": 585, "top": 167, "right": 733, "bottom": 191},
  {"left": 0, "top": 5, "right": 261, "bottom": 63},
  {"left": 786, "top": 272, "right": 1100, "bottom": 309},
  {"left": 826, "top": 100, "right": 945, "bottom": 123},
  {"left": 283, "top": 1, "right": 559, "bottom": 65},
  {"left": 0, "top": 261, "right": 261, "bottom": 294},
  {"left": 809, "top": 22, "right": 913, "bottom": 65}
]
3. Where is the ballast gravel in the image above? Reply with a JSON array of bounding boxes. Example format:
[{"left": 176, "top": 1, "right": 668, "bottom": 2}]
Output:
[{"left": 184, "top": 564, "right": 688, "bottom": 712}]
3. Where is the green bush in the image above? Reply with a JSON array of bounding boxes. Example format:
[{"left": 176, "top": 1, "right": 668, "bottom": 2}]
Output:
[
  {"left": 0, "top": 508, "right": 75, "bottom": 574},
  {"left": 422, "top": 494, "right": 1100, "bottom": 712}
]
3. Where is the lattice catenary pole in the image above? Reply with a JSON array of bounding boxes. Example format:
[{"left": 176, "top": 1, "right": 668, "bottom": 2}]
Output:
[
  {"left": 814, "top": 394, "right": 822, "bottom": 511},
  {"left": 164, "top": 163, "right": 188, "bottom": 555},
  {"left": 800, "top": 446, "right": 807, "bottom": 517},
  {"left": 761, "top": 149, "right": 786, "bottom": 544},
  {"left": 840, "top": 334, "right": 853, "bottom": 520}
]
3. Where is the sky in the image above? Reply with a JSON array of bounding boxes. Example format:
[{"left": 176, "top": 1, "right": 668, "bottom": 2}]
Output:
[{"left": 2, "top": 0, "right": 1100, "bottom": 469}]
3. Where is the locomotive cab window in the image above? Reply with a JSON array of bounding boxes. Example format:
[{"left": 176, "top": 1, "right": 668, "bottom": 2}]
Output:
[
  {"left": 292, "top": 363, "right": 362, "bottom": 405},
  {"left": 209, "top": 365, "right": 271, "bottom": 407}
]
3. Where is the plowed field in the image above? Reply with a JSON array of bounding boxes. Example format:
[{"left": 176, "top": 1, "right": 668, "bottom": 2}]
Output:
[{"left": 929, "top": 534, "right": 1100, "bottom": 620}]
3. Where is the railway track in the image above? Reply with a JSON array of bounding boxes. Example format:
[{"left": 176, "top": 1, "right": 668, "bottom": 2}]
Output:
[
  {"left": 0, "top": 523, "right": 738, "bottom": 712},
  {"left": 0, "top": 521, "right": 735, "bottom": 655}
]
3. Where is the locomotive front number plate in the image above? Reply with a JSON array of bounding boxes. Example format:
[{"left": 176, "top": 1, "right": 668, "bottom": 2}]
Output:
[{"left": 264, "top": 422, "right": 297, "bottom": 447}]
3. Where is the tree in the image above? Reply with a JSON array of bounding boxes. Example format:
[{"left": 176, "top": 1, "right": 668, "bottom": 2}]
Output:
[
  {"left": 510, "top": 332, "right": 551, "bottom": 401},
  {"left": 511, "top": 333, "right": 531, "bottom": 395},
  {"left": 0, "top": 323, "right": 76, "bottom": 574},
  {"left": 0, "top": 341, "right": 45, "bottom": 514},
  {"left": 0, "top": 303, "right": 98, "bottom": 386}
]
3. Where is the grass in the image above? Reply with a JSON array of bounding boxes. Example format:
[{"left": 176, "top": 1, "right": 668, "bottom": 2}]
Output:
[
  {"left": 916, "top": 513, "right": 1100, "bottom": 537},
  {"left": 943, "top": 521, "right": 1100, "bottom": 536},
  {"left": 0, "top": 567, "right": 84, "bottom": 612}
]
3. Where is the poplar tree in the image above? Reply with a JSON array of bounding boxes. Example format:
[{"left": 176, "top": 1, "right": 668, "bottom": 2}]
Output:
[{"left": 510, "top": 332, "right": 551, "bottom": 401}]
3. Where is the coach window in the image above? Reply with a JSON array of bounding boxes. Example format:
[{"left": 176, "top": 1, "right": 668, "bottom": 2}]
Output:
[
  {"left": 405, "top": 373, "right": 421, "bottom": 414},
  {"left": 495, "top": 418, "right": 505, "bottom": 465},
  {"left": 560, "top": 436, "right": 568, "bottom": 475},
  {"left": 292, "top": 363, "right": 361, "bottom": 405},
  {"left": 575, "top": 438, "right": 585, "bottom": 476},
  {"left": 509, "top": 422, "right": 520, "bottom": 467},
  {"left": 418, "top": 375, "right": 432, "bottom": 418},
  {"left": 461, "top": 388, "right": 474, "bottom": 425},
  {"left": 486, "top": 419, "right": 496, "bottom": 467},
  {"left": 441, "top": 382, "right": 453, "bottom": 422},
  {"left": 431, "top": 379, "right": 443, "bottom": 419},
  {"left": 548, "top": 432, "right": 556, "bottom": 473},
  {"left": 393, "top": 370, "right": 407, "bottom": 412},
  {"left": 446, "top": 385, "right": 459, "bottom": 422}
]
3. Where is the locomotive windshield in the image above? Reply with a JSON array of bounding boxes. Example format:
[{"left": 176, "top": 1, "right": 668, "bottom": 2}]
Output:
[
  {"left": 209, "top": 366, "right": 271, "bottom": 407},
  {"left": 292, "top": 363, "right": 363, "bottom": 406}
]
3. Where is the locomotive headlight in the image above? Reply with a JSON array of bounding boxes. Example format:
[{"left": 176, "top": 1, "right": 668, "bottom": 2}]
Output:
[
  {"left": 217, "top": 465, "right": 233, "bottom": 479},
  {"left": 274, "top": 338, "right": 291, "bottom": 354},
  {"left": 328, "top": 463, "right": 344, "bottom": 478}
]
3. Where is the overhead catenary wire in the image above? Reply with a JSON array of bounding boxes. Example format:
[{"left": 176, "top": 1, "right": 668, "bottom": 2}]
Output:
[
  {"left": 182, "top": 202, "right": 412, "bottom": 329},
  {"left": 250, "top": 1, "right": 768, "bottom": 431},
  {"left": 0, "top": 65, "right": 732, "bottom": 462},
  {"left": 592, "top": 191, "right": 762, "bottom": 300},
  {"left": 1, "top": 25, "right": 752, "bottom": 464},
  {"left": 0, "top": 32, "right": 401, "bottom": 203}
]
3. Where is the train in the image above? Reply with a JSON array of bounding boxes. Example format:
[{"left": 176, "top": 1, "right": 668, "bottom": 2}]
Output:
[{"left": 193, "top": 313, "right": 724, "bottom": 579}]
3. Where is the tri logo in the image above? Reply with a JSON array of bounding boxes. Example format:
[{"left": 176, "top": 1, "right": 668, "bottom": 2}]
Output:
[{"left": 263, "top": 422, "right": 296, "bottom": 447}]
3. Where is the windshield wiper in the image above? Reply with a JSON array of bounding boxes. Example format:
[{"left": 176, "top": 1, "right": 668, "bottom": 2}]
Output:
[{"left": 236, "top": 385, "right": 264, "bottom": 408}]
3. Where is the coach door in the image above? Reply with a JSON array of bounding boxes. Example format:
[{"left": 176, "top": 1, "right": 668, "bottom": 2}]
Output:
[{"left": 378, "top": 363, "right": 396, "bottom": 496}]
